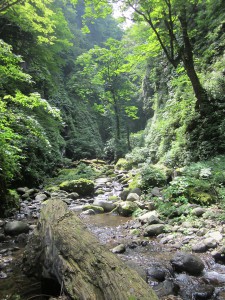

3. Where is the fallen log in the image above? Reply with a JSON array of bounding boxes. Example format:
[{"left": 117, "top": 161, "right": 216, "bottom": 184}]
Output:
[{"left": 23, "top": 199, "right": 158, "bottom": 300}]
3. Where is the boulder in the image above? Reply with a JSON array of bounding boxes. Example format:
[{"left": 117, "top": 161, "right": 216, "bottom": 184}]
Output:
[
  {"left": 82, "top": 205, "right": 104, "bottom": 214},
  {"left": 119, "top": 190, "right": 129, "bottom": 200},
  {"left": 117, "top": 201, "right": 138, "bottom": 217},
  {"left": 66, "top": 192, "right": 79, "bottom": 200},
  {"left": 143, "top": 224, "right": 164, "bottom": 237},
  {"left": 111, "top": 244, "right": 126, "bottom": 254},
  {"left": 130, "top": 188, "right": 142, "bottom": 196},
  {"left": 93, "top": 199, "right": 116, "bottom": 212},
  {"left": 127, "top": 193, "right": 140, "bottom": 202},
  {"left": 35, "top": 193, "right": 48, "bottom": 202},
  {"left": 170, "top": 252, "right": 204, "bottom": 275},
  {"left": 138, "top": 211, "right": 159, "bottom": 224},
  {"left": 4, "top": 221, "right": 30, "bottom": 236},
  {"left": 59, "top": 179, "right": 94, "bottom": 196},
  {"left": 191, "top": 207, "right": 206, "bottom": 217}
]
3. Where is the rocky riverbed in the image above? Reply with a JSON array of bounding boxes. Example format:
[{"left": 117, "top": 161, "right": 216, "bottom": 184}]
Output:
[{"left": 1, "top": 168, "right": 225, "bottom": 299}]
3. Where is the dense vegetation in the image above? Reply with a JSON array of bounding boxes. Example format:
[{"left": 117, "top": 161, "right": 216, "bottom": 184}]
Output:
[{"left": 1, "top": 0, "right": 225, "bottom": 215}]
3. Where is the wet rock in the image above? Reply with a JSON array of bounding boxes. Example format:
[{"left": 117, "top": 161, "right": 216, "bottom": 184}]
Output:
[
  {"left": 0, "top": 219, "right": 4, "bottom": 227},
  {"left": 66, "top": 192, "right": 79, "bottom": 200},
  {"left": 153, "top": 279, "right": 179, "bottom": 298},
  {"left": 211, "top": 246, "right": 225, "bottom": 264},
  {"left": 138, "top": 211, "right": 159, "bottom": 224},
  {"left": 0, "top": 233, "right": 6, "bottom": 242},
  {"left": 35, "top": 193, "right": 48, "bottom": 201},
  {"left": 117, "top": 201, "right": 138, "bottom": 217},
  {"left": 203, "top": 271, "right": 225, "bottom": 284},
  {"left": 146, "top": 266, "right": 166, "bottom": 282},
  {"left": 191, "top": 207, "right": 206, "bottom": 217},
  {"left": 4, "top": 221, "right": 30, "bottom": 236},
  {"left": 111, "top": 244, "right": 126, "bottom": 253},
  {"left": 170, "top": 252, "right": 204, "bottom": 275},
  {"left": 143, "top": 224, "right": 164, "bottom": 237},
  {"left": 130, "top": 188, "right": 142, "bottom": 196},
  {"left": 119, "top": 189, "right": 129, "bottom": 200},
  {"left": 127, "top": 193, "right": 140, "bottom": 202},
  {"left": 192, "top": 242, "right": 207, "bottom": 253},
  {"left": 160, "top": 234, "right": 175, "bottom": 244},
  {"left": 80, "top": 209, "right": 95, "bottom": 215},
  {"left": 17, "top": 187, "right": 28, "bottom": 195},
  {"left": 192, "top": 285, "right": 214, "bottom": 300},
  {"left": 93, "top": 199, "right": 116, "bottom": 212},
  {"left": 15, "top": 233, "right": 28, "bottom": 245}
]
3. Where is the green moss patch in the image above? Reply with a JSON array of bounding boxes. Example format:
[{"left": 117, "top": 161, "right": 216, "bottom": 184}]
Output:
[{"left": 59, "top": 178, "right": 94, "bottom": 196}]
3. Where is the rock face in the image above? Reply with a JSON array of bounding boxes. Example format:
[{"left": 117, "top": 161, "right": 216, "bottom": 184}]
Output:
[
  {"left": 4, "top": 221, "right": 29, "bottom": 236},
  {"left": 23, "top": 199, "right": 158, "bottom": 300},
  {"left": 170, "top": 252, "right": 204, "bottom": 275}
]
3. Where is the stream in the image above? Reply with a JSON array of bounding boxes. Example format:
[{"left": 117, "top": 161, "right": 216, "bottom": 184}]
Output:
[{"left": 1, "top": 173, "right": 225, "bottom": 300}]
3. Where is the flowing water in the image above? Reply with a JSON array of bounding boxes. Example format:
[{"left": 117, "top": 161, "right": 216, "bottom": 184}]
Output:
[{"left": 1, "top": 176, "right": 225, "bottom": 299}]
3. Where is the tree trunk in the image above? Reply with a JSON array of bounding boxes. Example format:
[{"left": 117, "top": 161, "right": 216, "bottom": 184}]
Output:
[
  {"left": 179, "top": 9, "right": 209, "bottom": 113},
  {"left": 23, "top": 199, "right": 158, "bottom": 300}
]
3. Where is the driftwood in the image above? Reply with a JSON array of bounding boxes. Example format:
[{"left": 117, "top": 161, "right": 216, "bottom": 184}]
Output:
[{"left": 23, "top": 199, "right": 158, "bottom": 300}]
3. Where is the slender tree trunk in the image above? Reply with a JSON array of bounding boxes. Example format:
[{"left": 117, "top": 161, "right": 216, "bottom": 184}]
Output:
[{"left": 179, "top": 9, "right": 209, "bottom": 113}]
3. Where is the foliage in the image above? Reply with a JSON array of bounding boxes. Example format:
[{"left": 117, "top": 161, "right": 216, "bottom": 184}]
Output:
[{"left": 140, "top": 163, "right": 169, "bottom": 191}]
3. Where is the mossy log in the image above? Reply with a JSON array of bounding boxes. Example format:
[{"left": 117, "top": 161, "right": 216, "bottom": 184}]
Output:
[{"left": 23, "top": 199, "right": 158, "bottom": 300}]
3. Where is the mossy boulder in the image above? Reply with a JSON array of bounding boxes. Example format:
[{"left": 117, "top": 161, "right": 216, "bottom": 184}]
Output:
[
  {"left": 115, "top": 158, "right": 131, "bottom": 170},
  {"left": 59, "top": 178, "right": 94, "bottom": 196},
  {"left": 118, "top": 201, "right": 139, "bottom": 217},
  {"left": 82, "top": 205, "right": 104, "bottom": 214},
  {"left": 188, "top": 188, "right": 215, "bottom": 205}
]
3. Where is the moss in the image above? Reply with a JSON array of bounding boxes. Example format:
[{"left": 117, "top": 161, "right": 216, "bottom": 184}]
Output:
[
  {"left": 108, "top": 195, "right": 120, "bottom": 201},
  {"left": 82, "top": 205, "right": 104, "bottom": 213},
  {"left": 115, "top": 158, "right": 131, "bottom": 170},
  {"left": 188, "top": 188, "right": 215, "bottom": 205},
  {"left": 59, "top": 178, "right": 94, "bottom": 196},
  {"left": 3, "top": 189, "right": 20, "bottom": 216},
  {"left": 128, "top": 173, "right": 141, "bottom": 190}
]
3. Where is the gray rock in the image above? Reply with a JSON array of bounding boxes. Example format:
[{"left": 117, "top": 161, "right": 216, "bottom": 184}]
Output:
[
  {"left": 93, "top": 199, "right": 116, "bottom": 212},
  {"left": 111, "top": 244, "right": 126, "bottom": 253},
  {"left": 203, "top": 237, "right": 217, "bottom": 249},
  {"left": 67, "top": 192, "right": 79, "bottom": 200},
  {"left": 192, "top": 207, "right": 206, "bottom": 217},
  {"left": 0, "top": 219, "right": 5, "bottom": 227},
  {"left": 192, "top": 242, "right": 207, "bottom": 253},
  {"left": 143, "top": 224, "right": 164, "bottom": 237},
  {"left": 17, "top": 187, "right": 28, "bottom": 195},
  {"left": 130, "top": 188, "right": 142, "bottom": 196},
  {"left": 119, "top": 190, "right": 129, "bottom": 201},
  {"left": 35, "top": 193, "right": 48, "bottom": 201},
  {"left": 126, "top": 193, "right": 140, "bottom": 202},
  {"left": 153, "top": 279, "right": 177, "bottom": 298},
  {"left": 4, "top": 221, "right": 30, "bottom": 236},
  {"left": 170, "top": 252, "right": 204, "bottom": 275},
  {"left": 146, "top": 266, "right": 166, "bottom": 282},
  {"left": 138, "top": 211, "right": 159, "bottom": 224},
  {"left": 0, "top": 233, "right": 6, "bottom": 242},
  {"left": 151, "top": 187, "right": 161, "bottom": 197}
]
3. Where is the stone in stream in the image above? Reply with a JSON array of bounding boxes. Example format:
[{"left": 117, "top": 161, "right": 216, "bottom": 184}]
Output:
[
  {"left": 130, "top": 188, "right": 142, "bottom": 196},
  {"left": 143, "top": 224, "right": 164, "bottom": 237},
  {"left": 0, "top": 233, "right": 6, "bottom": 242},
  {"left": 138, "top": 211, "right": 159, "bottom": 224},
  {"left": 35, "top": 193, "right": 48, "bottom": 201},
  {"left": 111, "top": 244, "right": 126, "bottom": 254},
  {"left": 119, "top": 189, "right": 129, "bottom": 200},
  {"left": 93, "top": 198, "right": 116, "bottom": 212},
  {"left": 66, "top": 192, "right": 79, "bottom": 199},
  {"left": 82, "top": 205, "right": 104, "bottom": 214},
  {"left": 126, "top": 193, "right": 140, "bottom": 202},
  {"left": 4, "top": 221, "right": 30, "bottom": 236},
  {"left": 117, "top": 201, "right": 138, "bottom": 217},
  {"left": 191, "top": 207, "right": 206, "bottom": 217},
  {"left": 170, "top": 252, "right": 204, "bottom": 275}
]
